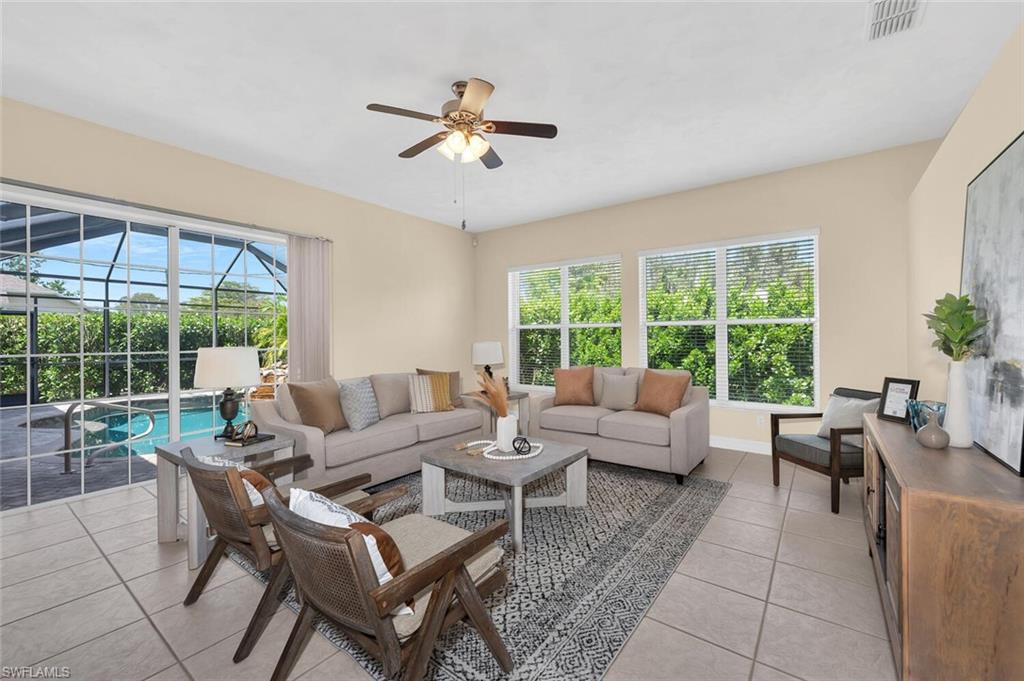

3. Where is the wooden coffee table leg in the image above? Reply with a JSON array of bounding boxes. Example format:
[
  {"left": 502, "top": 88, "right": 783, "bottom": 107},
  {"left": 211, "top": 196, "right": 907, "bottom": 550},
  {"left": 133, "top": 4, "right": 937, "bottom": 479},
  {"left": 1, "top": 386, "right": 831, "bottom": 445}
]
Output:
[
  {"left": 422, "top": 462, "right": 446, "bottom": 516},
  {"left": 511, "top": 485, "right": 523, "bottom": 552},
  {"left": 566, "top": 457, "right": 588, "bottom": 507}
]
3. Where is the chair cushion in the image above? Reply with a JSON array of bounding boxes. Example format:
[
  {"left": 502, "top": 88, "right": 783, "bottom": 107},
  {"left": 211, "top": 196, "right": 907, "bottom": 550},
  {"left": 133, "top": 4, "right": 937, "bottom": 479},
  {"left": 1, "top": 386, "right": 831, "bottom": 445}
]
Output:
[
  {"left": 389, "top": 408, "right": 482, "bottom": 442},
  {"left": 370, "top": 373, "right": 413, "bottom": 418},
  {"left": 554, "top": 366, "right": 596, "bottom": 406},
  {"left": 775, "top": 434, "right": 864, "bottom": 468},
  {"left": 540, "top": 405, "right": 614, "bottom": 434},
  {"left": 339, "top": 378, "right": 381, "bottom": 431},
  {"left": 324, "top": 419, "right": 418, "bottom": 468},
  {"left": 598, "top": 410, "right": 671, "bottom": 446},
  {"left": 383, "top": 514, "right": 503, "bottom": 639}
]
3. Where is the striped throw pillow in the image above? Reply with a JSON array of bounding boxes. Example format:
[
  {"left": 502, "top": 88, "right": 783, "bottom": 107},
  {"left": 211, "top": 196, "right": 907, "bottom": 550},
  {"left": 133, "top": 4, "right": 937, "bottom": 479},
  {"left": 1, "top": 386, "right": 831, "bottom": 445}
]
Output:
[{"left": 408, "top": 373, "right": 455, "bottom": 413}]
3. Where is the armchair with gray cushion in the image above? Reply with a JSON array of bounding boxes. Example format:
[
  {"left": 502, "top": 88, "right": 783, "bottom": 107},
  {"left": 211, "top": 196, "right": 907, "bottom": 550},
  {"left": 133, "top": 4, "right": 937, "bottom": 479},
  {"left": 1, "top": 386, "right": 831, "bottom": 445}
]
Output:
[{"left": 771, "top": 387, "right": 881, "bottom": 514}]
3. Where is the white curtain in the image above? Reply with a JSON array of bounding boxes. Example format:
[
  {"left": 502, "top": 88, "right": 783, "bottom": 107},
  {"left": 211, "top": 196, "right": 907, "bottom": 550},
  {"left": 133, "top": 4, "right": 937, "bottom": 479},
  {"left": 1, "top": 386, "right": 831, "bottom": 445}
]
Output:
[{"left": 287, "top": 235, "right": 332, "bottom": 381}]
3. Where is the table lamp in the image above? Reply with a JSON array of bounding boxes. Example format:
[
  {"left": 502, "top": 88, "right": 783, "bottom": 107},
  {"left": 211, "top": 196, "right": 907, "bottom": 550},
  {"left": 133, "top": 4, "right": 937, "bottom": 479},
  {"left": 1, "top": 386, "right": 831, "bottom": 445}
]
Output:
[
  {"left": 194, "top": 347, "right": 260, "bottom": 440},
  {"left": 472, "top": 341, "right": 504, "bottom": 380}
]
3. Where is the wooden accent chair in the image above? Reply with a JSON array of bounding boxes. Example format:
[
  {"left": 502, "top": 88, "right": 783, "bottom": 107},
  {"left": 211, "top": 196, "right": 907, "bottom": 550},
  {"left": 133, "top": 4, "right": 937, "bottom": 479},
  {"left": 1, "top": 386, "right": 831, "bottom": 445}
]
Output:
[
  {"left": 771, "top": 387, "right": 881, "bottom": 514},
  {"left": 179, "top": 447, "right": 370, "bottom": 663},
  {"left": 262, "top": 486, "right": 514, "bottom": 681}
]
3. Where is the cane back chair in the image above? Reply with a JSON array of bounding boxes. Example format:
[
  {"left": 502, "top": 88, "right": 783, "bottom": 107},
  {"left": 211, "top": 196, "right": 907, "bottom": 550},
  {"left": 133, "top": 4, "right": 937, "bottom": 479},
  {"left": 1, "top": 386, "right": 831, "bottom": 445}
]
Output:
[
  {"left": 179, "top": 447, "right": 371, "bottom": 663},
  {"left": 262, "top": 486, "right": 513, "bottom": 681}
]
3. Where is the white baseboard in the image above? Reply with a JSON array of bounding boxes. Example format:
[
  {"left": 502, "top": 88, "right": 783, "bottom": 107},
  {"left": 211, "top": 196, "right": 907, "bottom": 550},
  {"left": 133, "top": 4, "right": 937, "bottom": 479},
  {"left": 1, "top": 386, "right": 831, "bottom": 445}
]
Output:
[{"left": 710, "top": 436, "right": 771, "bottom": 455}]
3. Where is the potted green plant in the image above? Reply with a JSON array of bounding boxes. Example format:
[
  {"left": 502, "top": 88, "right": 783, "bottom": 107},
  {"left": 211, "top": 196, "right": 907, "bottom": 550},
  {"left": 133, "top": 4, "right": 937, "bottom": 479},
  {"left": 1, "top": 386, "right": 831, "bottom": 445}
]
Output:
[{"left": 924, "top": 293, "right": 988, "bottom": 447}]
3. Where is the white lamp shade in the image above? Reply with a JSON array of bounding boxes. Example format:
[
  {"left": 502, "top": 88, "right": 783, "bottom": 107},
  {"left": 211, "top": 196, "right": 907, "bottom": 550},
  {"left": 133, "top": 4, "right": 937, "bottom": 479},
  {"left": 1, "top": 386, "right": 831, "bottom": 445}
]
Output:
[
  {"left": 193, "top": 347, "right": 261, "bottom": 389},
  {"left": 471, "top": 341, "right": 504, "bottom": 366}
]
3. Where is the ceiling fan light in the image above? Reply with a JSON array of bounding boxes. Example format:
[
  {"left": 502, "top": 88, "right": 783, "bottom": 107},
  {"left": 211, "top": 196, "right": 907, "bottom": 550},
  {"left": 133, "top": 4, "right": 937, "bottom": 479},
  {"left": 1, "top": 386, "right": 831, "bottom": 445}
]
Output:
[
  {"left": 444, "top": 130, "right": 469, "bottom": 154},
  {"left": 462, "top": 133, "right": 490, "bottom": 162},
  {"left": 437, "top": 144, "right": 456, "bottom": 161}
]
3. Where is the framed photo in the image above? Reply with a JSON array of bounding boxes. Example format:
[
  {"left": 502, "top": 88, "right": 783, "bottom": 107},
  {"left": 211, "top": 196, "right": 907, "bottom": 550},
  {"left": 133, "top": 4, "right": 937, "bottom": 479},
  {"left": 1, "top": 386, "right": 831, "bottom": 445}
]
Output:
[{"left": 878, "top": 377, "right": 921, "bottom": 423}]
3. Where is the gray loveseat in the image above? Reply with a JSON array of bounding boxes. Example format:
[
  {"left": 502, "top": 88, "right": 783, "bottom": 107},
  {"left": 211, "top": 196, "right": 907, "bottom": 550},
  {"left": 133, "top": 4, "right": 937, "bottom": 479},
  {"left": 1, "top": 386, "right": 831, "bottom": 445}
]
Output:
[
  {"left": 532, "top": 367, "right": 710, "bottom": 481},
  {"left": 251, "top": 373, "right": 486, "bottom": 486}
]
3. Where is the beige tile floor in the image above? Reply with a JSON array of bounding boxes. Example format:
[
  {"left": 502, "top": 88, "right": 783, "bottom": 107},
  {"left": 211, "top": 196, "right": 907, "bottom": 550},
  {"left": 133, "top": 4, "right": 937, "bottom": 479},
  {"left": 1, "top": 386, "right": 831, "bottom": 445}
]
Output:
[{"left": 0, "top": 450, "right": 896, "bottom": 681}]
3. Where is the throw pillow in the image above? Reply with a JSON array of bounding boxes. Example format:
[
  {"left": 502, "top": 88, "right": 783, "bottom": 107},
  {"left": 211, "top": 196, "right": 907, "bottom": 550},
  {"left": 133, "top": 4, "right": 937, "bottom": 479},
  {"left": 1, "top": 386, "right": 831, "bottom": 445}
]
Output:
[
  {"left": 554, "top": 366, "right": 595, "bottom": 406},
  {"left": 817, "top": 394, "right": 880, "bottom": 446},
  {"left": 416, "top": 368, "right": 463, "bottom": 407},
  {"left": 287, "top": 378, "right": 347, "bottom": 434},
  {"left": 599, "top": 373, "right": 639, "bottom": 410},
  {"left": 409, "top": 374, "right": 455, "bottom": 413},
  {"left": 197, "top": 455, "right": 267, "bottom": 507},
  {"left": 635, "top": 369, "right": 691, "bottom": 417},
  {"left": 289, "top": 487, "right": 412, "bottom": 614},
  {"left": 369, "top": 373, "right": 412, "bottom": 418},
  {"left": 339, "top": 377, "right": 381, "bottom": 431}
]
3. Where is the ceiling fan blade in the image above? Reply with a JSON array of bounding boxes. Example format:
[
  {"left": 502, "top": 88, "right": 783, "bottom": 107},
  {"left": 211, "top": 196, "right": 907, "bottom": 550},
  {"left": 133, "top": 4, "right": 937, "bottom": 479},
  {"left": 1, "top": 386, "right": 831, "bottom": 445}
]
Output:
[
  {"left": 398, "top": 132, "right": 448, "bottom": 158},
  {"left": 486, "top": 120, "right": 558, "bottom": 139},
  {"left": 459, "top": 78, "right": 494, "bottom": 117},
  {"left": 479, "top": 145, "right": 503, "bottom": 170},
  {"left": 367, "top": 103, "right": 438, "bottom": 122}
]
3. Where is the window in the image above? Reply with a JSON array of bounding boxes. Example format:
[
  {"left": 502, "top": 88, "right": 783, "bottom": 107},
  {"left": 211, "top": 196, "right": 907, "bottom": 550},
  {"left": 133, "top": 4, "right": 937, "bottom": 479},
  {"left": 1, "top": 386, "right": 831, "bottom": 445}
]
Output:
[
  {"left": 0, "top": 186, "right": 287, "bottom": 510},
  {"left": 509, "top": 257, "right": 621, "bottom": 387},
  {"left": 640, "top": 233, "right": 817, "bottom": 407}
]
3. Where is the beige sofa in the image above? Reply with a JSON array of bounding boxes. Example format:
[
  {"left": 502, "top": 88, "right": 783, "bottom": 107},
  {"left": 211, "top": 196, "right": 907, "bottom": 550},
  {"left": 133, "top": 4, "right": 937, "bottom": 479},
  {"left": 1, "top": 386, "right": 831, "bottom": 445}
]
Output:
[
  {"left": 251, "top": 373, "right": 486, "bottom": 487},
  {"left": 532, "top": 367, "right": 709, "bottom": 481}
]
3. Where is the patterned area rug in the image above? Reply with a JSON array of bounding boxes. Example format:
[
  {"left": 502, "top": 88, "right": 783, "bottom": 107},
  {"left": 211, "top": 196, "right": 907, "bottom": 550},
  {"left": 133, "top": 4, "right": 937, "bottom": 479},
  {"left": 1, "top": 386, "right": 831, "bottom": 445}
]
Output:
[{"left": 231, "top": 461, "right": 728, "bottom": 680}]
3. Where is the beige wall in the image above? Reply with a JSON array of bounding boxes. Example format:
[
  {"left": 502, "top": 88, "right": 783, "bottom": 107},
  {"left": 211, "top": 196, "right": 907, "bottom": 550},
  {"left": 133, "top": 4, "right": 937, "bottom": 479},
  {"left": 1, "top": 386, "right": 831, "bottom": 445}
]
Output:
[
  {"left": 907, "top": 23, "right": 1024, "bottom": 400},
  {"left": 0, "top": 98, "right": 477, "bottom": 383},
  {"left": 475, "top": 141, "right": 939, "bottom": 445}
]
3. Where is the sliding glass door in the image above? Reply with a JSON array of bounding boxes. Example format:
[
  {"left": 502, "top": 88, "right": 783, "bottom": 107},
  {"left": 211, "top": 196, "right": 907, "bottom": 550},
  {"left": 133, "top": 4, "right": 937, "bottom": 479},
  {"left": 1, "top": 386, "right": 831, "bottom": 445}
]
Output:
[{"left": 0, "top": 189, "right": 287, "bottom": 510}]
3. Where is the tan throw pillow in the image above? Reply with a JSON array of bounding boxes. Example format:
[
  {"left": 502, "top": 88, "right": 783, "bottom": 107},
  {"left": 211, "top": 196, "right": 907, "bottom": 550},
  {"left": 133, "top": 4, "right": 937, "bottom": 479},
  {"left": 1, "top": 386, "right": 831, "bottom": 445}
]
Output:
[
  {"left": 408, "top": 374, "right": 455, "bottom": 413},
  {"left": 416, "top": 368, "right": 463, "bottom": 407},
  {"left": 287, "top": 378, "right": 347, "bottom": 434},
  {"left": 635, "top": 369, "right": 691, "bottom": 417},
  {"left": 554, "top": 366, "right": 595, "bottom": 406}
]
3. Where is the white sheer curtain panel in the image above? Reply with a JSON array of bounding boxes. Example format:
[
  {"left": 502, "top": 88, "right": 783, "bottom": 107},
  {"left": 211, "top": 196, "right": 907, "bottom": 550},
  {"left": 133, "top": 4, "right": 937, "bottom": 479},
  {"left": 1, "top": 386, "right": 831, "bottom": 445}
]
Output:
[{"left": 287, "top": 235, "right": 332, "bottom": 381}]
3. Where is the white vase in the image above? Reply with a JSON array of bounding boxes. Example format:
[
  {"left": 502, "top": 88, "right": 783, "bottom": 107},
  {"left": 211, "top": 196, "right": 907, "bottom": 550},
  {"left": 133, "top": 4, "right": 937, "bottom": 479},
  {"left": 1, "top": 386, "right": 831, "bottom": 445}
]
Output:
[
  {"left": 945, "top": 360, "right": 973, "bottom": 448},
  {"left": 496, "top": 415, "right": 518, "bottom": 453}
]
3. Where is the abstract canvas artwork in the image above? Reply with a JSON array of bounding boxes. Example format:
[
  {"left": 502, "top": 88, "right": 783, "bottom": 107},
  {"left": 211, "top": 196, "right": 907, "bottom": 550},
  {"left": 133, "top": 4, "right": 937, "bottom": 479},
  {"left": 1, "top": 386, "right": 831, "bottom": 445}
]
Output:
[{"left": 961, "top": 132, "right": 1024, "bottom": 475}]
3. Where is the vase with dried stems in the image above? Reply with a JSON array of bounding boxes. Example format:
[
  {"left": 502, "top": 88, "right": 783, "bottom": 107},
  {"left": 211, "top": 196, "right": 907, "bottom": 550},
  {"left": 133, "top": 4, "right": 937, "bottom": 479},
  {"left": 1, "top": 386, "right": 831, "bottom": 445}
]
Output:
[{"left": 468, "top": 371, "right": 517, "bottom": 452}]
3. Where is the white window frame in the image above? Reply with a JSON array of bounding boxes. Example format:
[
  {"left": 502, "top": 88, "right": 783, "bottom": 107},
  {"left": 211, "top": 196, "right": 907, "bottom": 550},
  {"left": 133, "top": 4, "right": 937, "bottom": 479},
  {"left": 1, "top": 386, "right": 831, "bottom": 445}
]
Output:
[
  {"left": 639, "top": 229, "right": 820, "bottom": 411},
  {"left": 508, "top": 254, "right": 622, "bottom": 390},
  {"left": 0, "top": 183, "right": 288, "bottom": 506}
]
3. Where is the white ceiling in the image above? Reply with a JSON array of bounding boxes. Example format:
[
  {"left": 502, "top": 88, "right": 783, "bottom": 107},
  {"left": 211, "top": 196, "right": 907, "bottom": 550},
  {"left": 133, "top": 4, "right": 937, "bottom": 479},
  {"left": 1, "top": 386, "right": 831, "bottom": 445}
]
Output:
[{"left": 2, "top": 2, "right": 1021, "bottom": 231}]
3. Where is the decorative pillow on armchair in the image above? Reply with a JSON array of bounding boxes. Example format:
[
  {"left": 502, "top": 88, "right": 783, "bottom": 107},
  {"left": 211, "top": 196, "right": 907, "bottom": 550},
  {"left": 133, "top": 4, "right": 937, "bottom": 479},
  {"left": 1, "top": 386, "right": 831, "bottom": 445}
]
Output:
[
  {"left": 289, "top": 487, "right": 413, "bottom": 613},
  {"left": 817, "top": 394, "right": 880, "bottom": 446},
  {"left": 554, "top": 366, "right": 595, "bottom": 406}
]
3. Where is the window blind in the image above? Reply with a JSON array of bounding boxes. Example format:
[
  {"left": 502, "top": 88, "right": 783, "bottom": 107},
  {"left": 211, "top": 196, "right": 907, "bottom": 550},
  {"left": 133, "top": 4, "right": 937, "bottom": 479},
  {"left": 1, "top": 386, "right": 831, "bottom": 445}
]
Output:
[
  {"left": 644, "top": 249, "right": 716, "bottom": 321},
  {"left": 726, "top": 238, "right": 815, "bottom": 319}
]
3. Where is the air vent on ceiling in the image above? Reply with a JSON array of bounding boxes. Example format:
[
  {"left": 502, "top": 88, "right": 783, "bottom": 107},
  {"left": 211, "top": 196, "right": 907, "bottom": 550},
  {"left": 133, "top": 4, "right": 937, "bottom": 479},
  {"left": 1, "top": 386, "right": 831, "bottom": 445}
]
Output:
[{"left": 868, "top": 0, "right": 923, "bottom": 40}]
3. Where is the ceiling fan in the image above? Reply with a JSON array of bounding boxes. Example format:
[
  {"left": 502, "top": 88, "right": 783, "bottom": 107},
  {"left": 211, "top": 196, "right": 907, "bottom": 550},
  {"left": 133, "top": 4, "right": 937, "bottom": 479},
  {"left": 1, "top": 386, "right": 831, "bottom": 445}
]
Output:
[{"left": 367, "top": 78, "right": 557, "bottom": 169}]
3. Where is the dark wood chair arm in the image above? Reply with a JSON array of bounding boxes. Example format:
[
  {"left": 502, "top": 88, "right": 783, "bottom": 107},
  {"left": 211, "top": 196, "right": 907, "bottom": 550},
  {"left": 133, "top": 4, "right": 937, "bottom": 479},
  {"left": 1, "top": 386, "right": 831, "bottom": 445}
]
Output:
[
  {"left": 345, "top": 485, "right": 410, "bottom": 516},
  {"left": 309, "top": 473, "right": 373, "bottom": 500},
  {"left": 770, "top": 412, "right": 824, "bottom": 439},
  {"left": 249, "top": 455, "right": 313, "bottom": 482},
  {"left": 369, "top": 518, "right": 509, "bottom": 617},
  {"left": 828, "top": 427, "right": 864, "bottom": 469}
]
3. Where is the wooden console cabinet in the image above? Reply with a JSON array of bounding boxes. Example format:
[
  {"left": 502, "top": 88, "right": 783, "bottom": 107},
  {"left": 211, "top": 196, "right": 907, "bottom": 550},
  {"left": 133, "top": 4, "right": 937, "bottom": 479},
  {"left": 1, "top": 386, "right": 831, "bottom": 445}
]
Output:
[{"left": 862, "top": 414, "right": 1024, "bottom": 680}]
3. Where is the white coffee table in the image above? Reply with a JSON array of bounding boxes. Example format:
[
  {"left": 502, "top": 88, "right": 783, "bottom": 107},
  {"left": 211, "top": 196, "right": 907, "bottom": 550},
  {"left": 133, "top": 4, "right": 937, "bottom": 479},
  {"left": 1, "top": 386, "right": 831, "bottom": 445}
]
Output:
[{"left": 420, "top": 438, "right": 588, "bottom": 552}]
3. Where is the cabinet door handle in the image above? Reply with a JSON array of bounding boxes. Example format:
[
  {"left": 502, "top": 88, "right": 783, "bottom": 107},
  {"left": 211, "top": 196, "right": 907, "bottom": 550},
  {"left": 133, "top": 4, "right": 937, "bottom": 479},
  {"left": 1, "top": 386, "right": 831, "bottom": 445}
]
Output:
[{"left": 866, "top": 485, "right": 874, "bottom": 495}]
